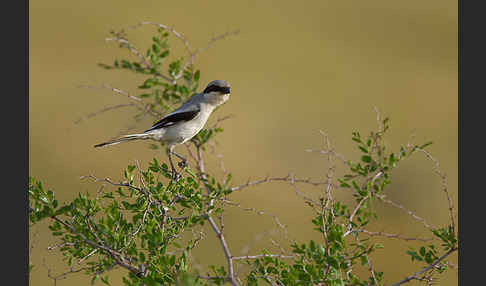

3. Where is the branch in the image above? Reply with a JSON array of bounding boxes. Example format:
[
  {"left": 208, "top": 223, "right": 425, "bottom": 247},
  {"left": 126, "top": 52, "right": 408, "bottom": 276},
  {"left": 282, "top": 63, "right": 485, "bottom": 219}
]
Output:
[
  {"left": 305, "top": 129, "right": 348, "bottom": 166},
  {"left": 78, "top": 248, "right": 99, "bottom": 265},
  {"left": 415, "top": 148, "right": 456, "bottom": 237},
  {"left": 231, "top": 174, "right": 328, "bottom": 192},
  {"left": 191, "top": 30, "right": 240, "bottom": 63},
  {"left": 78, "top": 84, "right": 141, "bottom": 102},
  {"left": 74, "top": 103, "right": 136, "bottom": 124},
  {"left": 320, "top": 131, "right": 336, "bottom": 259},
  {"left": 365, "top": 254, "right": 379, "bottom": 286},
  {"left": 357, "top": 229, "right": 434, "bottom": 242},
  {"left": 105, "top": 34, "right": 173, "bottom": 82},
  {"left": 344, "top": 195, "right": 370, "bottom": 237},
  {"left": 77, "top": 84, "right": 161, "bottom": 118},
  {"left": 80, "top": 174, "right": 165, "bottom": 209},
  {"left": 198, "top": 275, "right": 227, "bottom": 281},
  {"left": 207, "top": 215, "right": 237, "bottom": 286},
  {"left": 135, "top": 21, "right": 193, "bottom": 56},
  {"left": 182, "top": 29, "right": 240, "bottom": 79},
  {"left": 49, "top": 216, "right": 142, "bottom": 276},
  {"left": 390, "top": 247, "right": 457, "bottom": 286},
  {"left": 193, "top": 142, "right": 238, "bottom": 286},
  {"left": 378, "top": 196, "right": 433, "bottom": 229},
  {"left": 232, "top": 254, "right": 294, "bottom": 260},
  {"left": 220, "top": 199, "right": 290, "bottom": 244},
  {"left": 47, "top": 242, "right": 75, "bottom": 251},
  {"left": 131, "top": 21, "right": 239, "bottom": 80},
  {"left": 209, "top": 114, "right": 235, "bottom": 129}
]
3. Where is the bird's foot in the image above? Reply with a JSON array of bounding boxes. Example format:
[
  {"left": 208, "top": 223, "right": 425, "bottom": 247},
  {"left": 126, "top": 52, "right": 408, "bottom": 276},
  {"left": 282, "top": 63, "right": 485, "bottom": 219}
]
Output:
[{"left": 177, "top": 159, "right": 187, "bottom": 169}]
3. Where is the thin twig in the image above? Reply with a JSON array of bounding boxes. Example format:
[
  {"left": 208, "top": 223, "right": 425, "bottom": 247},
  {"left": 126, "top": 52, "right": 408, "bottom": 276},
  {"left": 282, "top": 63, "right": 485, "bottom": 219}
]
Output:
[
  {"left": 47, "top": 242, "right": 76, "bottom": 251},
  {"left": 231, "top": 174, "right": 328, "bottom": 192},
  {"left": 191, "top": 30, "right": 241, "bottom": 62},
  {"left": 136, "top": 21, "right": 193, "bottom": 56},
  {"left": 344, "top": 195, "right": 370, "bottom": 237},
  {"left": 415, "top": 148, "right": 456, "bottom": 237},
  {"left": 232, "top": 254, "right": 295, "bottom": 260},
  {"left": 390, "top": 247, "right": 457, "bottom": 286},
  {"left": 378, "top": 196, "right": 433, "bottom": 229},
  {"left": 49, "top": 216, "right": 142, "bottom": 276},
  {"left": 358, "top": 229, "right": 434, "bottom": 242},
  {"left": 78, "top": 84, "right": 141, "bottom": 102},
  {"left": 74, "top": 103, "right": 136, "bottom": 124},
  {"left": 366, "top": 254, "right": 379, "bottom": 286},
  {"left": 77, "top": 84, "right": 161, "bottom": 118},
  {"left": 78, "top": 249, "right": 99, "bottom": 265},
  {"left": 105, "top": 34, "right": 173, "bottom": 82}
]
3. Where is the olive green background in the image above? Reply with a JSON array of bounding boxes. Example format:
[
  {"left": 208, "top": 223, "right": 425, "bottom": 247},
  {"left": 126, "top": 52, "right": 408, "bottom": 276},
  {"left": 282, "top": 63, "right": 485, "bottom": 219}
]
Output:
[{"left": 29, "top": 0, "right": 458, "bottom": 285}]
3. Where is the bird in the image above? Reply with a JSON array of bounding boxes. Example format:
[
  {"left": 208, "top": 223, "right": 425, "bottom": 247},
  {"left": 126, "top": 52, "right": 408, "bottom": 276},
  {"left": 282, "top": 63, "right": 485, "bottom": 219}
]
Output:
[{"left": 94, "top": 80, "right": 231, "bottom": 179}]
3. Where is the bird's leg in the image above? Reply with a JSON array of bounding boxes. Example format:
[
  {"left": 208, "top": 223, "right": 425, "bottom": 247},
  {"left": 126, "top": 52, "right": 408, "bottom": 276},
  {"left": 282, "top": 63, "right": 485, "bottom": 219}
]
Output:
[
  {"left": 171, "top": 150, "right": 188, "bottom": 169},
  {"left": 167, "top": 146, "right": 180, "bottom": 180}
]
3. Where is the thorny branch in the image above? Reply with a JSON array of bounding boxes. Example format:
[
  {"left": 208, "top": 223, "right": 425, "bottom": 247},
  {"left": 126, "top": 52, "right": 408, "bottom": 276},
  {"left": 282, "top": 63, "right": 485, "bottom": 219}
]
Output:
[
  {"left": 320, "top": 131, "right": 336, "bottom": 282},
  {"left": 78, "top": 84, "right": 141, "bottom": 102},
  {"left": 232, "top": 254, "right": 295, "bottom": 260},
  {"left": 357, "top": 229, "right": 434, "bottom": 242},
  {"left": 105, "top": 32, "right": 174, "bottom": 83},
  {"left": 77, "top": 84, "right": 161, "bottom": 119},
  {"left": 194, "top": 141, "right": 239, "bottom": 286},
  {"left": 230, "top": 174, "right": 329, "bottom": 192},
  {"left": 390, "top": 247, "right": 457, "bottom": 286},
  {"left": 415, "top": 148, "right": 456, "bottom": 237},
  {"left": 131, "top": 21, "right": 239, "bottom": 81},
  {"left": 74, "top": 103, "right": 136, "bottom": 124},
  {"left": 378, "top": 196, "right": 433, "bottom": 230},
  {"left": 344, "top": 194, "right": 370, "bottom": 237},
  {"left": 49, "top": 215, "right": 142, "bottom": 276}
]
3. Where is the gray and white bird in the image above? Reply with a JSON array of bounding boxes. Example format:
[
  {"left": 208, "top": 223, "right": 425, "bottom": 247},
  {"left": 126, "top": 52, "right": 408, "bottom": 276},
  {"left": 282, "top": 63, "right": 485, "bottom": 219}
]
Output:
[{"left": 94, "top": 80, "right": 231, "bottom": 178}]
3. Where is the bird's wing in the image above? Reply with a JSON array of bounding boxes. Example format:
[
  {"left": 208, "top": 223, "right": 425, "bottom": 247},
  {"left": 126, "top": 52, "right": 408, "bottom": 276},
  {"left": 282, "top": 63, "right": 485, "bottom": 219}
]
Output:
[{"left": 144, "top": 108, "right": 200, "bottom": 132}]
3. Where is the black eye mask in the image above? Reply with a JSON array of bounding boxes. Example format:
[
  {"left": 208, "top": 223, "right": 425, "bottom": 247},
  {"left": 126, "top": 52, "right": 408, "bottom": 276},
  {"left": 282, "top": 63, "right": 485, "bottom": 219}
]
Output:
[{"left": 203, "top": 85, "right": 230, "bottom": 94}]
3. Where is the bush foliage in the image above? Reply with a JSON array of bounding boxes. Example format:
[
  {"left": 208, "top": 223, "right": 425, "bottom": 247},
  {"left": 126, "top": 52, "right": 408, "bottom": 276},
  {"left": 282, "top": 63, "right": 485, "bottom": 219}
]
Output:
[{"left": 29, "top": 23, "right": 457, "bottom": 286}]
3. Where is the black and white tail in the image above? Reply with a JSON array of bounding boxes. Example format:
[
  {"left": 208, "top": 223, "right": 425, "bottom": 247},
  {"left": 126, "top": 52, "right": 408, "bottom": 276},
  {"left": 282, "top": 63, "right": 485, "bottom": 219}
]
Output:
[{"left": 94, "top": 133, "right": 150, "bottom": 148}]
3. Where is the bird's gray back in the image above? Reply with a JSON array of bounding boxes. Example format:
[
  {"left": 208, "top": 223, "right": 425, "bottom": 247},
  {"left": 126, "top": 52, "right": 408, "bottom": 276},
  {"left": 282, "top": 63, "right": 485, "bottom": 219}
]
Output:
[{"left": 170, "top": 93, "right": 204, "bottom": 115}]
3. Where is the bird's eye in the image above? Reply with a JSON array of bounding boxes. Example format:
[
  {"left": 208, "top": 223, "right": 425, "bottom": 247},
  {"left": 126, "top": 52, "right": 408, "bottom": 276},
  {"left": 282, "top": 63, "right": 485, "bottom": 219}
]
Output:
[
  {"left": 203, "top": 85, "right": 218, "bottom": 93},
  {"left": 203, "top": 85, "right": 230, "bottom": 94}
]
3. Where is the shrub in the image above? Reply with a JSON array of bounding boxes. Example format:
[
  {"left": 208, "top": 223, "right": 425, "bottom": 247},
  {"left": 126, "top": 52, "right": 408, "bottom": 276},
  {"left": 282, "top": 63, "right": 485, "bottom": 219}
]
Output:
[{"left": 29, "top": 22, "right": 457, "bottom": 286}]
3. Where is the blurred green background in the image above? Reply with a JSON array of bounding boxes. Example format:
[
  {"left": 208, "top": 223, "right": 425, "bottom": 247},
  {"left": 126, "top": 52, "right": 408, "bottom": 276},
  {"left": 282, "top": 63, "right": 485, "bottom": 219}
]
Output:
[{"left": 29, "top": 0, "right": 457, "bottom": 285}]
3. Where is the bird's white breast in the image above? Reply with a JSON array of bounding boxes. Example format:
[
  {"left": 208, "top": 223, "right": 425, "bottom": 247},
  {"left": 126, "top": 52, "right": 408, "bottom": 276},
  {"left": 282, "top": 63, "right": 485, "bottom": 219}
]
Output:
[{"left": 158, "top": 103, "right": 214, "bottom": 145}]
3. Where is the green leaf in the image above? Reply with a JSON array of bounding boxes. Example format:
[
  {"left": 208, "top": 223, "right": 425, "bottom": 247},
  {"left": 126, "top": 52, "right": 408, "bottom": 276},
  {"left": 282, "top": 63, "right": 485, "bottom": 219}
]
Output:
[
  {"left": 406, "top": 250, "right": 423, "bottom": 261},
  {"left": 361, "top": 155, "right": 372, "bottom": 163},
  {"left": 419, "top": 246, "right": 426, "bottom": 257},
  {"left": 39, "top": 195, "right": 49, "bottom": 204},
  {"left": 389, "top": 153, "right": 396, "bottom": 166},
  {"left": 101, "top": 276, "right": 111, "bottom": 285},
  {"left": 152, "top": 43, "right": 160, "bottom": 53},
  {"left": 194, "top": 70, "right": 200, "bottom": 81},
  {"left": 358, "top": 146, "right": 368, "bottom": 153}
]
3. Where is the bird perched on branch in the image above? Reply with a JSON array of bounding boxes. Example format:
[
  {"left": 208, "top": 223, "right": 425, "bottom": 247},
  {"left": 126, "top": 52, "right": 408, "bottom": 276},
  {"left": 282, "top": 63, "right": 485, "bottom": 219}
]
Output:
[{"left": 94, "top": 80, "right": 231, "bottom": 179}]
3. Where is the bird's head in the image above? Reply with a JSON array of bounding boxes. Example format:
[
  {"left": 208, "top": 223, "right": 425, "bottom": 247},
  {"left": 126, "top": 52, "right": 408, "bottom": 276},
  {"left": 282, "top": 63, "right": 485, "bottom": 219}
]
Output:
[{"left": 202, "top": 80, "right": 231, "bottom": 106}]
